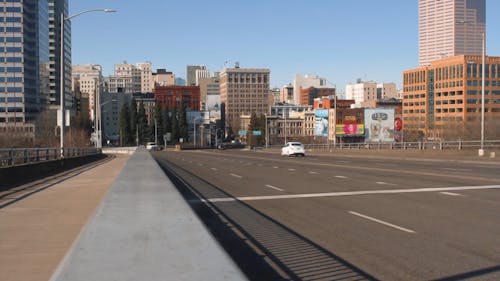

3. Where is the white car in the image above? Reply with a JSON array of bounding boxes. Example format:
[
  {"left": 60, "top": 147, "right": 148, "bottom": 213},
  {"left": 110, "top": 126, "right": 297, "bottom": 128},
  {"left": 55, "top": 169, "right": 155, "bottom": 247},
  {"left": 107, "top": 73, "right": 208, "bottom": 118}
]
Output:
[
  {"left": 281, "top": 142, "right": 305, "bottom": 157},
  {"left": 146, "top": 142, "right": 159, "bottom": 151}
]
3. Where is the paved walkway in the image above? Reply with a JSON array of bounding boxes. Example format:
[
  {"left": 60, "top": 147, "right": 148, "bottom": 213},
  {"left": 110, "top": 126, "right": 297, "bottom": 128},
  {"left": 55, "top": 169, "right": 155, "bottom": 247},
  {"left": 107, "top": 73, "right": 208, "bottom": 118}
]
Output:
[{"left": 0, "top": 154, "right": 129, "bottom": 281}]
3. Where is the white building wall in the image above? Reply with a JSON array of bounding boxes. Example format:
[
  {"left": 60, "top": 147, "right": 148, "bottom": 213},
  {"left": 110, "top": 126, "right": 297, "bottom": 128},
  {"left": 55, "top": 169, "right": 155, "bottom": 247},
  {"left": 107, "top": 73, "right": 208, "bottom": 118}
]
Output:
[{"left": 345, "top": 82, "right": 377, "bottom": 107}]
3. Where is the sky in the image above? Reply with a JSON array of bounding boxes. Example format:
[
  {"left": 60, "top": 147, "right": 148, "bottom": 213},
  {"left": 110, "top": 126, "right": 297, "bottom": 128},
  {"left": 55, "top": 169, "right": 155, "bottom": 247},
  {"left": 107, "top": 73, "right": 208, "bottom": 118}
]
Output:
[{"left": 70, "top": 0, "right": 500, "bottom": 91}]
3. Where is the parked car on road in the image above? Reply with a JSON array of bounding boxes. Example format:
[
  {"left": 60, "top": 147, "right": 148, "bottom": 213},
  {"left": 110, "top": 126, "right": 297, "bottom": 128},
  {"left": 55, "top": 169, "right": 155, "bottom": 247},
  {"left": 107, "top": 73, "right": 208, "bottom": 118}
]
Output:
[{"left": 281, "top": 142, "right": 305, "bottom": 157}]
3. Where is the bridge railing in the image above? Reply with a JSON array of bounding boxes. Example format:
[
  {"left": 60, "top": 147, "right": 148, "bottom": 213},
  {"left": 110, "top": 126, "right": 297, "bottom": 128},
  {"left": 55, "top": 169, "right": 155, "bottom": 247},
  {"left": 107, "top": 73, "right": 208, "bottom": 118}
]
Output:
[
  {"left": 298, "top": 140, "right": 500, "bottom": 151},
  {"left": 0, "top": 147, "right": 101, "bottom": 167}
]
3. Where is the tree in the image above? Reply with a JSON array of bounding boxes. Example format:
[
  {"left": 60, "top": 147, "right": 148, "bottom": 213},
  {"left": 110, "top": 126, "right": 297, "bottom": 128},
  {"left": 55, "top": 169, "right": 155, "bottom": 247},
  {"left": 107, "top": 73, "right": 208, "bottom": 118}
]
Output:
[
  {"left": 162, "top": 106, "right": 171, "bottom": 144},
  {"left": 154, "top": 102, "right": 163, "bottom": 144},
  {"left": 130, "top": 98, "right": 137, "bottom": 145},
  {"left": 248, "top": 112, "right": 265, "bottom": 146},
  {"left": 171, "top": 108, "right": 179, "bottom": 143},
  {"left": 178, "top": 102, "right": 188, "bottom": 141},
  {"left": 119, "top": 103, "right": 132, "bottom": 145},
  {"left": 137, "top": 101, "right": 149, "bottom": 144}
]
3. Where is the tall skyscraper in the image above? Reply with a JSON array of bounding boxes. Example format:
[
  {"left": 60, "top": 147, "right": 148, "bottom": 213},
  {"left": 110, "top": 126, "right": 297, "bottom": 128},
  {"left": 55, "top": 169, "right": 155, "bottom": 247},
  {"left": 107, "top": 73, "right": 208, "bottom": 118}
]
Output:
[
  {"left": 48, "top": 0, "right": 71, "bottom": 108},
  {"left": 419, "top": 0, "right": 486, "bottom": 66},
  {"left": 0, "top": 0, "right": 52, "bottom": 135}
]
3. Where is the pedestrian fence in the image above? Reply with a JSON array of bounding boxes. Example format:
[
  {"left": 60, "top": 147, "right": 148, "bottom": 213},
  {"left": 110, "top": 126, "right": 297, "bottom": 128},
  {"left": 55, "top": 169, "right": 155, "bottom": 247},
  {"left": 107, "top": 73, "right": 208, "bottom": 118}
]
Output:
[{"left": 0, "top": 147, "right": 101, "bottom": 167}]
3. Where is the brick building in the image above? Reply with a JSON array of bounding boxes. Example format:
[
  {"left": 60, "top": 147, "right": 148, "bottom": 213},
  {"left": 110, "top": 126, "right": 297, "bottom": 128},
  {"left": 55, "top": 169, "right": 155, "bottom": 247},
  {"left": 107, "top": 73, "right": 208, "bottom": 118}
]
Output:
[{"left": 154, "top": 85, "right": 200, "bottom": 110}]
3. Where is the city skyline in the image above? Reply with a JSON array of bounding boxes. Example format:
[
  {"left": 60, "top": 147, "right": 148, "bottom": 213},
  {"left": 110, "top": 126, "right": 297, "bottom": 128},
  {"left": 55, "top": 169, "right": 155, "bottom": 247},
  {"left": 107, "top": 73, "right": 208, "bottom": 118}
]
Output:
[{"left": 70, "top": 0, "right": 500, "bottom": 90}]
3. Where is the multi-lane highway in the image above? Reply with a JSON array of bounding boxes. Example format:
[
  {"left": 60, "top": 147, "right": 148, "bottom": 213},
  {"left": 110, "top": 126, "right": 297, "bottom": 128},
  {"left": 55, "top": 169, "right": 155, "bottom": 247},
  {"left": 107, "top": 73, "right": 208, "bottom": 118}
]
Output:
[{"left": 153, "top": 149, "right": 500, "bottom": 281}]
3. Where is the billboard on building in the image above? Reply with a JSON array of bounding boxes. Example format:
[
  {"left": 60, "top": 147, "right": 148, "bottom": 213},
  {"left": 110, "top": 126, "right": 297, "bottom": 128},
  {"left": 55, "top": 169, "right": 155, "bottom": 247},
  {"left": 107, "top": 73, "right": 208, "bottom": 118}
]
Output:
[
  {"left": 314, "top": 109, "right": 329, "bottom": 137},
  {"left": 364, "top": 108, "right": 395, "bottom": 142},
  {"left": 335, "top": 124, "right": 365, "bottom": 135}
]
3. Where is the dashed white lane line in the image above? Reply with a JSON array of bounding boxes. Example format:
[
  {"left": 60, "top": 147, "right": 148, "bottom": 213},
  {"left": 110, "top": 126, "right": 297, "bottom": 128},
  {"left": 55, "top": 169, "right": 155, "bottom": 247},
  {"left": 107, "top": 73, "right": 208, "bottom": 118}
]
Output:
[
  {"left": 288, "top": 168, "right": 296, "bottom": 171},
  {"left": 198, "top": 163, "right": 203, "bottom": 166},
  {"left": 203, "top": 185, "right": 500, "bottom": 202},
  {"left": 257, "top": 164, "right": 263, "bottom": 167},
  {"left": 211, "top": 168, "right": 218, "bottom": 171},
  {"left": 265, "top": 185, "right": 284, "bottom": 192},
  {"left": 335, "top": 176, "right": 348, "bottom": 179},
  {"left": 442, "top": 168, "right": 472, "bottom": 172},
  {"left": 273, "top": 166, "right": 279, "bottom": 169},
  {"left": 229, "top": 173, "right": 242, "bottom": 179},
  {"left": 376, "top": 182, "right": 397, "bottom": 186},
  {"left": 348, "top": 211, "right": 416, "bottom": 234},
  {"left": 440, "top": 192, "right": 463, "bottom": 196},
  {"left": 308, "top": 171, "right": 319, "bottom": 174}
]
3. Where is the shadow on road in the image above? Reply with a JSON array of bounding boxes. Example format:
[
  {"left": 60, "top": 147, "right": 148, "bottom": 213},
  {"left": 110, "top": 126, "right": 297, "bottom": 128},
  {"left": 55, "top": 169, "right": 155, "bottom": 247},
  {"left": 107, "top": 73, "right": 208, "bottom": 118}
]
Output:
[{"left": 156, "top": 157, "right": 377, "bottom": 281}]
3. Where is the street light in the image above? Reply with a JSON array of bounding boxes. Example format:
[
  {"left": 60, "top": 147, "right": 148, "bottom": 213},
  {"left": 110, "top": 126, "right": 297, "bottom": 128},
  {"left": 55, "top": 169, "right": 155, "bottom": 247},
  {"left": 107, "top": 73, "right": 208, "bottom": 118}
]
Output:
[
  {"left": 59, "top": 9, "right": 116, "bottom": 157},
  {"left": 457, "top": 20, "right": 486, "bottom": 155},
  {"left": 193, "top": 116, "right": 204, "bottom": 147},
  {"left": 264, "top": 114, "right": 269, "bottom": 148}
]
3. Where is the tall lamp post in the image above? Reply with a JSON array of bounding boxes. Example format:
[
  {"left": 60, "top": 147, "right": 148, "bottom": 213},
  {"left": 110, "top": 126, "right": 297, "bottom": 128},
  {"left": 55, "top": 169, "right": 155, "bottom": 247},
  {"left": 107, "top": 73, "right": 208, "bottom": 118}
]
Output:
[
  {"left": 60, "top": 9, "right": 116, "bottom": 157},
  {"left": 457, "top": 20, "right": 486, "bottom": 155}
]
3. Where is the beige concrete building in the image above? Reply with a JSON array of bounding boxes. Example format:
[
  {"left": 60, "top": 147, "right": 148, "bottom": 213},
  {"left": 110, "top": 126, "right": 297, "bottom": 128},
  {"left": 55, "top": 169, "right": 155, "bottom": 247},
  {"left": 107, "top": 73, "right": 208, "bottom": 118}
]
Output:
[
  {"left": 419, "top": 0, "right": 486, "bottom": 66},
  {"left": 153, "top": 69, "right": 176, "bottom": 86},
  {"left": 219, "top": 67, "right": 271, "bottom": 132},
  {"left": 72, "top": 65, "right": 103, "bottom": 121},
  {"left": 108, "top": 62, "right": 153, "bottom": 94}
]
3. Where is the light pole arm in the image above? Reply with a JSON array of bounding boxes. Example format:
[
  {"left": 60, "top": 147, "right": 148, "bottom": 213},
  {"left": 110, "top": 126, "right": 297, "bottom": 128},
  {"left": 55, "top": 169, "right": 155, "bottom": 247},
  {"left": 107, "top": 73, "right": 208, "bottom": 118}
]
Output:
[{"left": 65, "top": 9, "right": 116, "bottom": 21}]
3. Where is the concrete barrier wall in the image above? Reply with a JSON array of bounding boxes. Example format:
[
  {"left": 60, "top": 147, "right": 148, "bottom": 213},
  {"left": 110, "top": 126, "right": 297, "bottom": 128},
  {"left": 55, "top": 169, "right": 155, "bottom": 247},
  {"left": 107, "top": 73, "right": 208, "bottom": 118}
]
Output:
[
  {"left": 50, "top": 147, "right": 246, "bottom": 281},
  {"left": 0, "top": 154, "right": 106, "bottom": 189}
]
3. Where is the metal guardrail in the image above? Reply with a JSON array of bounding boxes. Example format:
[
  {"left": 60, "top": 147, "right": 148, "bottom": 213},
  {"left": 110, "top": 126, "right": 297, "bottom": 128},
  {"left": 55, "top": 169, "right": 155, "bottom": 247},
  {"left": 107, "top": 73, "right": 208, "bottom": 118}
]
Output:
[
  {"left": 0, "top": 147, "right": 101, "bottom": 168},
  {"left": 301, "top": 140, "right": 500, "bottom": 151}
]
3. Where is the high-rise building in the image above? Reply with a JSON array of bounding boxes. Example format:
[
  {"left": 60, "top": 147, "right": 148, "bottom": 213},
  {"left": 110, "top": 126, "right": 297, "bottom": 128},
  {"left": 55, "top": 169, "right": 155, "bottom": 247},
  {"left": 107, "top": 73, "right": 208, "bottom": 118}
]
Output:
[
  {"left": 280, "top": 84, "right": 294, "bottom": 104},
  {"left": 48, "top": 0, "right": 71, "bottom": 109},
  {"left": 107, "top": 62, "right": 153, "bottom": 94},
  {"left": 403, "top": 55, "right": 500, "bottom": 140},
  {"left": 195, "top": 67, "right": 210, "bottom": 86},
  {"left": 0, "top": 0, "right": 52, "bottom": 137},
  {"left": 72, "top": 65, "right": 103, "bottom": 121},
  {"left": 292, "top": 74, "right": 327, "bottom": 105},
  {"left": 219, "top": 67, "right": 270, "bottom": 132},
  {"left": 419, "top": 0, "right": 486, "bottom": 66}
]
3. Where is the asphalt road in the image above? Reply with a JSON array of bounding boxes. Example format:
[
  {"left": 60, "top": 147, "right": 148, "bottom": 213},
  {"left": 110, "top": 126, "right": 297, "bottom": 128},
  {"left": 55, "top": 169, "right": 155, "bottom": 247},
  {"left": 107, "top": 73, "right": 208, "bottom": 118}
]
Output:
[{"left": 153, "top": 149, "right": 500, "bottom": 281}]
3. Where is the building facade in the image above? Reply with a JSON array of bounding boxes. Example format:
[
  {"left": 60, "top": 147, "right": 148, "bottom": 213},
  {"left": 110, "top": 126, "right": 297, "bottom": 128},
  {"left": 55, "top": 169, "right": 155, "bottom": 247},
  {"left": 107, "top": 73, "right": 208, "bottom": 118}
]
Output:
[
  {"left": 346, "top": 81, "right": 378, "bottom": 107},
  {"left": 403, "top": 55, "right": 500, "bottom": 140},
  {"left": 152, "top": 69, "right": 175, "bottom": 86},
  {"left": 0, "top": 0, "right": 52, "bottom": 137},
  {"left": 72, "top": 64, "right": 103, "bottom": 121},
  {"left": 419, "top": 0, "right": 486, "bottom": 66},
  {"left": 107, "top": 62, "right": 153, "bottom": 94},
  {"left": 219, "top": 67, "right": 270, "bottom": 132},
  {"left": 154, "top": 85, "right": 200, "bottom": 111},
  {"left": 293, "top": 74, "right": 327, "bottom": 105},
  {"left": 300, "top": 87, "right": 336, "bottom": 106}
]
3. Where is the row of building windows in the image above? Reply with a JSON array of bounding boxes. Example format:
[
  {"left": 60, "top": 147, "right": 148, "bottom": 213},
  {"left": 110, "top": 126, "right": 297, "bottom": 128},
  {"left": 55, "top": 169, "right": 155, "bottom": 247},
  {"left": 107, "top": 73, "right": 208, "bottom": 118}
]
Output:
[
  {"left": 0, "top": 87, "right": 22, "bottom": 92},
  {"left": 0, "top": 6, "right": 21, "bottom": 12},
  {"left": 0, "top": 57, "right": 21, "bottom": 62},
  {"left": 435, "top": 65, "right": 463, "bottom": 81},
  {"left": 436, "top": 108, "right": 464, "bottom": 113},
  {"left": 0, "top": 37, "right": 21, "bottom": 42},
  {"left": 467, "top": 99, "right": 500, "bottom": 104},
  {"left": 0, "top": 77, "right": 22, "bottom": 82},
  {"left": 467, "top": 80, "right": 500, "bottom": 87},
  {"left": 0, "top": 67, "right": 21, "bottom": 72},
  {"left": 0, "top": 27, "right": 22, "bottom": 32},
  {"left": 0, "top": 117, "right": 24, "bottom": 123},
  {"left": 435, "top": 100, "right": 464, "bottom": 105},
  {"left": 0, "top": 17, "right": 21, "bottom": 23},
  {"left": 0, "top": 107, "right": 23, "bottom": 112},
  {"left": 0, "top": 97, "right": 22, "bottom": 102},
  {"left": 0, "top": 47, "right": 22, "bottom": 52}
]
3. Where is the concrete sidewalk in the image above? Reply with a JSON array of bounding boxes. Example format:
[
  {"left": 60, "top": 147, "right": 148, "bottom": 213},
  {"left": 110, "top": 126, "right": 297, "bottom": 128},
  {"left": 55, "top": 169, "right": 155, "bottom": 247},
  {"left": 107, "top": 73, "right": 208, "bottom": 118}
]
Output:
[
  {"left": 50, "top": 147, "right": 246, "bottom": 281},
  {"left": 0, "top": 154, "right": 129, "bottom": 281}
]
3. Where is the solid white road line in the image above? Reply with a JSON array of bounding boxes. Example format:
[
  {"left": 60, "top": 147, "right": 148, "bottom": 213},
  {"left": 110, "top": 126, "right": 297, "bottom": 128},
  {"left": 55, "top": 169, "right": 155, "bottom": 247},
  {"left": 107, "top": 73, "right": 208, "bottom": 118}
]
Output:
[
  {"left": 203, "top": 185, "right": 500, "bottom": 202},
  {"left": 442, "top": 168, "right": 472, "bottom": 172},
  {"left": 229, "top": 173, "right": 242, "bottom": 179},
  {"left": 440, "top": 192, "right": 463, "bottom": 196},
  {"left": 348, "top": 211, "right": 416, "bottom": 234},
  {"left": 265, "top": 184, "right": 284, "bottom": 192}
]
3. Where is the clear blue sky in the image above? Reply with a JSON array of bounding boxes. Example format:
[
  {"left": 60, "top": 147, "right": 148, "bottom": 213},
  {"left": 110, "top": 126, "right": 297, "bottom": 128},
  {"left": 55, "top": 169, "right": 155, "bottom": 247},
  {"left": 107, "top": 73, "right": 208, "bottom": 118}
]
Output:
[{"left": 70, "top": 0, "right": 500, "bottom": 90}]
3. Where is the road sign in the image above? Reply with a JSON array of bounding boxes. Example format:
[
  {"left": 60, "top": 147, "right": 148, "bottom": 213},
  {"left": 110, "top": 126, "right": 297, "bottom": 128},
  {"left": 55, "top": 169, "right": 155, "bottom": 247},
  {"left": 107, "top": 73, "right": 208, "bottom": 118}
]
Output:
[
  {"left": 238, "top": 130, "right": 247, "bottom": 136},
  {"left": 252, "top": 130, "right": 262, "bottom": 136}
]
